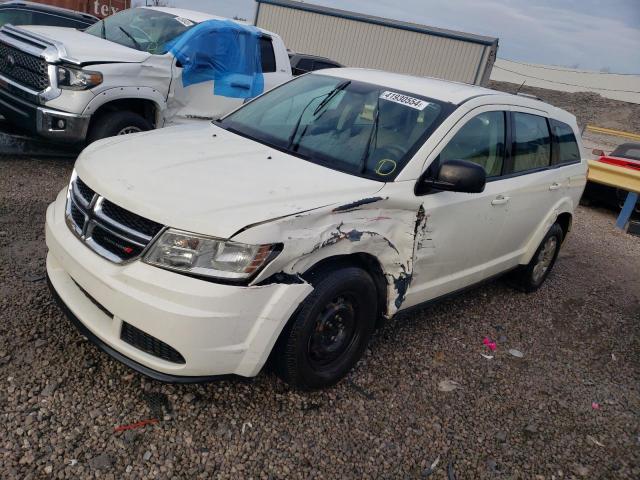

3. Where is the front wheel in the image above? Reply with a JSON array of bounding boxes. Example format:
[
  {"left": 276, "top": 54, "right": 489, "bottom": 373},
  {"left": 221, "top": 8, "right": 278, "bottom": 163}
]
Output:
[
  {"left": 510, "top": 223, "right": 563, "bottom": 292},
  {"left": 86, "top": 111, "right": 152, "bottom": 144},
  {"left": 273, "top": 267, "right": 377, "bottom": 390}
]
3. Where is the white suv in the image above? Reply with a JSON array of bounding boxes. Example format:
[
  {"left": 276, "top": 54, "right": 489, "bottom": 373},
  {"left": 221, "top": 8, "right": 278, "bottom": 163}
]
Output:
[{"left": 45, "top": 69, "right": 587, "bottom": 389}]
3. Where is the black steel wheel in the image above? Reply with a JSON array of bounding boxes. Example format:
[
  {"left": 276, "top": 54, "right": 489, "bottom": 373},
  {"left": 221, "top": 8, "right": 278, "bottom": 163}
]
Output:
[{"left": 273, "top": 266, "right": 377, "bottom": 389}]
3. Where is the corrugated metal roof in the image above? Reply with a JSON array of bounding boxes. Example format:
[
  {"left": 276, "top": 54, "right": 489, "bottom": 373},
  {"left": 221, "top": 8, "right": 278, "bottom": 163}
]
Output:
[{"left": 255, "top": 0, "right": 498, "bottom": 47}]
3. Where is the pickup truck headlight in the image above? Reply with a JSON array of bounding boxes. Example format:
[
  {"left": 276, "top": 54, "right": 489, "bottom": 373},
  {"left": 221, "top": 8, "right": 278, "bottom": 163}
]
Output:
[
  {"left": 143, "top": 229, "right": 279, "bottom": 281},
  {"left": 57, "top": 66, "right": 103, "bottom": 90}
]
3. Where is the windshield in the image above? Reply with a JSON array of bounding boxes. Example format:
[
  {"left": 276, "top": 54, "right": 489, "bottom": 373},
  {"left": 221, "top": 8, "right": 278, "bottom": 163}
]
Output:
[
  {"left": 219, "top": 75, "right": 452, "bottom": 180},
  {"left": 85, "top": 8, "right": 194, "bottom": 54}
]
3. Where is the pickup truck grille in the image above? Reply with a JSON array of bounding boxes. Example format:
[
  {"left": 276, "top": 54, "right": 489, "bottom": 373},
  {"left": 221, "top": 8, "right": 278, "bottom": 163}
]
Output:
[
  {"left": 0, "top": 41, "right": 49, "bottom": 91},
  {"left": 66, "top": 176, "right": 164, "bottom": 263}
]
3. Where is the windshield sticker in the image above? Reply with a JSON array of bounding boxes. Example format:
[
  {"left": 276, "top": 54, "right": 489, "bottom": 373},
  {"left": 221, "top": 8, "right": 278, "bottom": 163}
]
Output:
[
  {"left": 379, "top": 91, "right": 429, "bottom": 111},
  {"left": 175, "top": 17, "right": 195, "bottom": 27}
]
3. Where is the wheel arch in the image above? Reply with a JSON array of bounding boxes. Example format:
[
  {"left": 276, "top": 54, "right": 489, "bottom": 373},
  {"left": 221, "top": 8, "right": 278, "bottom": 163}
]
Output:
[
  {"left": 301, "top": 253, "right": 389, "bottom": 323},
  {"left": 83, "top": 87, "right": 166, "bottom": 130}
]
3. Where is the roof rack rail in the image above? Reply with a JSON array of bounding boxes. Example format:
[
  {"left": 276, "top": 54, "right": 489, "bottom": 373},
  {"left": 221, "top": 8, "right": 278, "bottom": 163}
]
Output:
[{"left": 515, "top": 92, "right": 542, "bottom": 101}]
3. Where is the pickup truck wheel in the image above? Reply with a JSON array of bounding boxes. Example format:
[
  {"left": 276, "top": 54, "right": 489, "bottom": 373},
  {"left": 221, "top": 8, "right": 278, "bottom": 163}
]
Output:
[
  {"left": 87, "top": 111, "right": 152, "bottom": 143},
  {"left": 510, "top": 223, "right": 563, "bottom": 293},
  {"left": 273, "top": 267, "right": 377, "bottom": 390}
]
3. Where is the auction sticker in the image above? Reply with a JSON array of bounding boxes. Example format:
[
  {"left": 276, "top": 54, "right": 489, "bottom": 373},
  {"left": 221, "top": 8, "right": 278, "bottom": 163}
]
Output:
[
  {"left": 379, "top": 91, "right": 429, "bottom": 110},
  {"left": 175, "top": 17, "right": 195, "bottom": 27}
]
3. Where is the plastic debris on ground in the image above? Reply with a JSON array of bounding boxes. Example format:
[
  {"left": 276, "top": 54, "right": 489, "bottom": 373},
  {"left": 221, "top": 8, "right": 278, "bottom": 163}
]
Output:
[
  {"left": 241, "top": 422, "right": 252, "bottom": 435},
  {"left": 587, "top": 435, "right": 605, "bottom": 447},
  {"left": 483, "top": 337, "right": 497, "bottom": 351},
  {"left": 114, "top": 419, "right": 159, "bottom": 432},
  {"left": 480, "top": 353, "right": 494, "bottom": 360},
  {"left": 508, "top": 348, "right": 524, "bottom": 358},
  {"left": 591, "top": 402, "right": 601, "bottom": 410},
  {"left": 438, "top": 380, "right": 461, "bottom": 392},
  {"left": 167, "top": 19, "right": 264, "bottom": 99},
  {"left": 422, "top": 455, "right": 441, "bottom": 477}
]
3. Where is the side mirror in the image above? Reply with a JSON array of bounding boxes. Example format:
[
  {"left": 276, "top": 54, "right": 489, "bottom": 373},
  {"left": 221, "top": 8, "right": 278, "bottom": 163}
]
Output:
[
  {"left": 592, "top": 148, "right": 605, "bottom": 157},
  {"left": 416, "top": 159, "right": 486, "bottom": 195}
]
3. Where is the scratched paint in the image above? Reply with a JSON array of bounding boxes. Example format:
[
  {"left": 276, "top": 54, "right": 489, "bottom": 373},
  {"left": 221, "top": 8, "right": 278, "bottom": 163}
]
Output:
[{"left": 234, "top": 194, "right": 428, "bottom": 316}]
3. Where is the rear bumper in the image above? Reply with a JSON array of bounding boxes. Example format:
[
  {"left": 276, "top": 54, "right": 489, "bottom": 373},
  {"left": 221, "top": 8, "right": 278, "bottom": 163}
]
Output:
[
  {"left": 45, "top": 189, "right": 313, "bottom": 379},
  {"left": 0, "top": 79, "right": 89, "bottom": 143}
]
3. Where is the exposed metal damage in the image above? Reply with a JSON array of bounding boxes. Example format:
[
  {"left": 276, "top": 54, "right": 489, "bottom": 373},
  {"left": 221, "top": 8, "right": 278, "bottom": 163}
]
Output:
[{"left": 242, "top": 196, "right": 430, "bottom": 317}]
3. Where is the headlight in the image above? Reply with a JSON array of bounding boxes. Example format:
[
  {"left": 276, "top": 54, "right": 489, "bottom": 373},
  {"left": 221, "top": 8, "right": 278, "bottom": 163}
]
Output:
[
  {"left": 57, "top": 66, "right": 103, "bottom": 90},
  {"left": 143, "top": 229, "right": 279, "bottom": 281}
]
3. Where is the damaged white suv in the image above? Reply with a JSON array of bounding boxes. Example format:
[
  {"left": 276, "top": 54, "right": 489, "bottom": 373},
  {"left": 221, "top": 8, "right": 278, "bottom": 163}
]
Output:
[{"left": 46, "top": 69, "right": 587, "bottom": 389}]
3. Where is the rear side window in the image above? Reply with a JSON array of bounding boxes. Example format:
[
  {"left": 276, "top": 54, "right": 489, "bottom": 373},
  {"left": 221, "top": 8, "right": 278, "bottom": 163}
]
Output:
[
  {"left": 439, "top": 111, "right": 505, "bottom": 177},
  {"left": 313, "top": 60, "right": 339, "bottom": 71},
  {"left": 260, "top": 37, "right": 276, "bottom": 73},
  {"left": 549, "top": 119, "right": 581, "bottom": 165},
  {"left": 512, "top": 112, "right": 551, "bottom": 173},
  {"left": 292, "top": 57, "right": 313, "bottom": 75},
  {"left": 31, "top": 12, "right": 90, "bottom": 28}
]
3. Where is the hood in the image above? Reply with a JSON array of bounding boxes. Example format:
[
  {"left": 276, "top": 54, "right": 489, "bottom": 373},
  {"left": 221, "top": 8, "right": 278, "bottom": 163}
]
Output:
[
  {"left": 76, "top": 123, "right": 384, "bottom": 238},
  {"left": 21, "top": 26, "right": 151, "bottom": 64}
]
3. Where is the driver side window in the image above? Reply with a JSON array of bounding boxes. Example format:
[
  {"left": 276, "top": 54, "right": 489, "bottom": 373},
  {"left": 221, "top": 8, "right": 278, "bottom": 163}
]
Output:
[{"left": 439, "top": 111, "right": 505, "bottom": 177}]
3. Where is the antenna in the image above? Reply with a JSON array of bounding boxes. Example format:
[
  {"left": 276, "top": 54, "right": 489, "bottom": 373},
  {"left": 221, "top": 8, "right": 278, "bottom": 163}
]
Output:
[{"left": 515, "top": 80, "right": 526, "bottom": 95}]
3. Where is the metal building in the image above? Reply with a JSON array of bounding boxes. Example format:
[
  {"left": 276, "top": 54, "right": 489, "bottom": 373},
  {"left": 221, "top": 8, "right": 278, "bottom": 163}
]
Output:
[{"left": 254, "top": 0, "right": 499, "bottom": 86}]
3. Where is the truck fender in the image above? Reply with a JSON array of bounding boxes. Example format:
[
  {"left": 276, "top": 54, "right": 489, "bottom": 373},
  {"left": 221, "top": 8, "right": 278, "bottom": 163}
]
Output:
[{"left": 82, "top": 87, "right": 167, "bottom": 126}]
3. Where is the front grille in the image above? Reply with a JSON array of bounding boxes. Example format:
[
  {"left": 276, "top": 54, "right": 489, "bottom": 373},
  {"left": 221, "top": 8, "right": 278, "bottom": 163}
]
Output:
[
  {"left": 66, "top": 175, "right": 164, "bottom": 263},
  {"left": 100, "top": 200, "right": 163, "bottom": 238},
  {"left": 121, "top": 322, "right": 186, "bottom": 364},
  {"left": 75, "top": 178, "right": 95, "bottom": 205},
  {"left": 91, "top": 224, "right": 145, "bottom": 261},
  {"left": 0, "top": 41, "right": 49, "bottom": 91}
]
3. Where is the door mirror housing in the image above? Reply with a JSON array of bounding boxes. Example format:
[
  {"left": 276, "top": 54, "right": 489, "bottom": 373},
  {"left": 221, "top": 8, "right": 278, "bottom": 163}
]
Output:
[{"left": 416, "top": 159, "right": 487, "bottom": 195}]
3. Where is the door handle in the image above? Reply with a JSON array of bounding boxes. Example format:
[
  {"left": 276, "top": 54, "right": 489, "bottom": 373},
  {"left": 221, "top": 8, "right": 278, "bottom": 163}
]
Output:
[
  {"left": 491, "top": 195, "right": 510, "bottom": 206},
  {"left": 549, "top": 182, "right": 561, "bottom": 191}
]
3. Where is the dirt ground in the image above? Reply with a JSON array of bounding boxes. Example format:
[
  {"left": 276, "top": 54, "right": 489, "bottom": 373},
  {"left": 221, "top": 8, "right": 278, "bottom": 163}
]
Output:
[
  {"left": 489, "top": 81, "right": 640, "bottom": 133},
  {"left": 0, "top": 154, "right": 639, "bottom": 479}
]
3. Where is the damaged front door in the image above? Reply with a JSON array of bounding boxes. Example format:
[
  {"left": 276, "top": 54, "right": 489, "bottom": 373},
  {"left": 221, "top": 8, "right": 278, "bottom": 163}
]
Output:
[
  {"left": 164, "top": 20, "right": 269, "bottom": 125},
  {"left": 402, "top": 109, "right": 511, "bottom": 308}
]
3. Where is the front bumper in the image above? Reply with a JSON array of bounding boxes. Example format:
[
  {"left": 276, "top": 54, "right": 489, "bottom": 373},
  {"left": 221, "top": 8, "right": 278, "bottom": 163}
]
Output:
[
  {"left": 0, "top": 78, "right": 89, "bottom": 143},
  {"left": 45, "top": 189, "right": 313, "bottom": 379}
]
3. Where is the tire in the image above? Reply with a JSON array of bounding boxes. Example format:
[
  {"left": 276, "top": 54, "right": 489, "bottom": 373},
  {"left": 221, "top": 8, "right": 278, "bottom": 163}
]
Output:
[
  {"left": 510, "top": 223, "right": 563, "bottom": 293},
  {"left": 87, "top": 111, "right": 152, "bottom": 144},
  {"left": 273, "top": 267, "right": 377, "bottom": 390}
]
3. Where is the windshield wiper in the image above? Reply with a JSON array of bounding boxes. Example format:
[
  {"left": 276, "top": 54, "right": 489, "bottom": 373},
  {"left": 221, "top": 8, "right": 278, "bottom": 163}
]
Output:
[
  {"left": 286, "top": 80, "right": 351, "bottom": 151},
  {"left": 119, "top": 26, "right": 141, "bottom": 50},
  {"left": 359, "top": 91, "right": 381, "bottom": 173},
  {"left": 313, "top": 80, "right": 350, "bottom": 115}
]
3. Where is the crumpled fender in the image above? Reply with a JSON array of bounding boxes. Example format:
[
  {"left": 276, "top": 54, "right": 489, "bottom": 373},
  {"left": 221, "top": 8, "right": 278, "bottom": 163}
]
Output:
[{"left": 234, "top": 194, "right": 426, "bottom": 317}]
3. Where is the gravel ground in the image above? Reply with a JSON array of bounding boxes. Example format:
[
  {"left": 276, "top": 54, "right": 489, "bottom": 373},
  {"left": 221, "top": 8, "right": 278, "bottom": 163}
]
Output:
[{"left": 1, "top": 155, "right": 639, "bottom": 479}]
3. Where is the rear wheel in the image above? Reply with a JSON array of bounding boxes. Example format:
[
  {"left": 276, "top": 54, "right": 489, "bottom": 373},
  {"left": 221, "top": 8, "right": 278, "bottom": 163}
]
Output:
[
  {"left": 87, "top": 111, "right": 152, "bottom": 144},
  {"left": 510, "top": 223, "right": 563, "bottom": 292},
  {"left": 273, "top": 267, "right": 377, "bottom": 390}
]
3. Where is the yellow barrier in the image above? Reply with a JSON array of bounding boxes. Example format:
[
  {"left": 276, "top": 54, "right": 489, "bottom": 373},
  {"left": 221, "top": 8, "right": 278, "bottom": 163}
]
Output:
[
  {"left": 586, "top": 125, "right": 640, "bottom": 142},
  {"left": 588, "top": 160, "right": 640, "bottom": 194}
]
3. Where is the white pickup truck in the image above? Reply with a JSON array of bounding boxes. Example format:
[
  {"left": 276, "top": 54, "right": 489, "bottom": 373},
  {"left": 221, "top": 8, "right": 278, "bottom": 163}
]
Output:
[{"left": 0, "top": 6, "right": 291, "bottom": 143}]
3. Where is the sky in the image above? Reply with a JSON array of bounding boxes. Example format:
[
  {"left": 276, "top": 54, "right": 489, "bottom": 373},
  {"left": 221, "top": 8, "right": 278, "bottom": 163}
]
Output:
[{"left": 133, "top": 0, "right": 640, "bottom": 74}]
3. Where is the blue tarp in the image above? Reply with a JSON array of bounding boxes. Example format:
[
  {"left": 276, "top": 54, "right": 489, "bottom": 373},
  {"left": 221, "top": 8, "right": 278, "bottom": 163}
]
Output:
[{"left": 167, "top": 19, "right": 264, "bottom": 99}]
